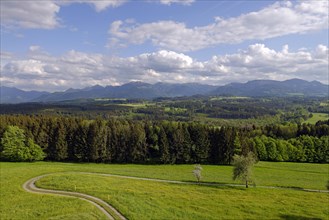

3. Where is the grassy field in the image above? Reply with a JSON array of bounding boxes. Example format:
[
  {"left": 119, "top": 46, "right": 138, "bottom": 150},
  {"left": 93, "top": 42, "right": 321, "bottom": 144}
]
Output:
[
  {"left": 1, "top": 162, "right": 328, "bottom": 219},
  {"left": 305, "top": 113, "right": 329, "bottom": 124}
]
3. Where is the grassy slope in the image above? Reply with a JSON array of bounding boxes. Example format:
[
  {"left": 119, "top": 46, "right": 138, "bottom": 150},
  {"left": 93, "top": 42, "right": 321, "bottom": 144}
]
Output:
[{"left": 1, "top": 162, "right": 328, "bottom": 219}]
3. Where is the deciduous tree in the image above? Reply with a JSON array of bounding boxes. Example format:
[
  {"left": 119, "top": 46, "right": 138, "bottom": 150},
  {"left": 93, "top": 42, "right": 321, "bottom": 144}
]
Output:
[
  {"left": 0, "top": 126, "right": 45, "bottom": 161},
  {"left": 232, "top": 152, "right": 256, "bottom": 188},
  {"left": 193, "top": 164, "right": 203, "bottom": 183}
]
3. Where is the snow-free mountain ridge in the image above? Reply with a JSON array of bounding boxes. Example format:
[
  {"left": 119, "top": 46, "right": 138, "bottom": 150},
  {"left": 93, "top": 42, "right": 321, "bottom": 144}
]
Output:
[{"left": 1, "top": 79, "right": 327, "bottom": 103}]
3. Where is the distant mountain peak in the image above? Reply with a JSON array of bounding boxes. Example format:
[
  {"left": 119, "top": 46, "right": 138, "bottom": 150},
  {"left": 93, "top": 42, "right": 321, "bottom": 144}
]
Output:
[
  {"left": 0, "top": 86, "right": 49, "bottom": 104},
  {"left": 211, "top": 79, "right": 328, "bottom": 97},
  {"left": 1, "top": 79, "right": 327, "bottom": 103}
]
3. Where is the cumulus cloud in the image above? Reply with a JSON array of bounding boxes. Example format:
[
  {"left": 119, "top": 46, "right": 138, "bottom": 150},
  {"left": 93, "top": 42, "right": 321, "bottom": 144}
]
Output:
[
  {"left": 0, "top": 1, "right": 61, "bottom": 29},
  {"left": 0, "top": 0, "right": 193, "bottom": 29},
  {"left": 108, "top": 1, "right": 329, "bottom": 52},
  {"left": 0, "top": 0, "right": 126, "bottom": 29},
  {"left": 1, "top": 44, "right": 328, "bottom": 91}
]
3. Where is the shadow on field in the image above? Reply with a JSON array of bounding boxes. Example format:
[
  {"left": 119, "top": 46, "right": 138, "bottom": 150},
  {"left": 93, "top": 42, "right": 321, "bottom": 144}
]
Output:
[
  {"left": 280, "top": 214, "right": 322, "bottom": 220},
  {"left": 277, "top": 186, "right": 304, "bottom": 190},
  {"left": 183, "top": 180, "right": 247, "bottom": 190}
]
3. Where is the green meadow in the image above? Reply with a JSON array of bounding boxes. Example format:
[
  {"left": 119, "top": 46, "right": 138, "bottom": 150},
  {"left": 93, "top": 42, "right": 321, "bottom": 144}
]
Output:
[
  {"left": 1, "top": 162, "right": 328, "bottom": 219},
  {"left": 305, "top": 113, "right": 329, "bottom": 124}
]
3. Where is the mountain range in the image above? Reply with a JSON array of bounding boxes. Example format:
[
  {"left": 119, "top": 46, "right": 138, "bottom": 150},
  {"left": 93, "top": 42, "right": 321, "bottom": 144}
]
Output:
[
  {"left": 0, "top": 87, "right": 49, "bottom": 104},
  {"left": 1, "top": 79, "right": 328, "bottom": 103}
]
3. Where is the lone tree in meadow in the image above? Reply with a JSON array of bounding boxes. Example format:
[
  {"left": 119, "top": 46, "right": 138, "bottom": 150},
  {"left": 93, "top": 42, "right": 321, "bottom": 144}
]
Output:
[
  {"left": 232, "top": 152, "right": 256, "bottom": 188},
  {"left": 193, "top": 164, "right": 203, "bottom": 183},
  {"left": 0, "top": 126, "right": 45, "bottom": 162}
]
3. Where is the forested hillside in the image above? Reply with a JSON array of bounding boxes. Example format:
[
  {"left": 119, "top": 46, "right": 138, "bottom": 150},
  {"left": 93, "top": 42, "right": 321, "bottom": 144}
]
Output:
[{"left": 1, "top": 115, "right": 328, "bottom": 164}]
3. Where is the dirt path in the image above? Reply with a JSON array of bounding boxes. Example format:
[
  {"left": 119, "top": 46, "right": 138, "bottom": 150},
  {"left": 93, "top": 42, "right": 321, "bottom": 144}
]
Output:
[
  {"left": 23, "top": 171, "right": 329, "bottom": 220},
  {"left": 22, "top": 174, "right": 127, "bottom": 220},
  {"left": 75, "top": 172, "right": 329, "bottom": 193}
]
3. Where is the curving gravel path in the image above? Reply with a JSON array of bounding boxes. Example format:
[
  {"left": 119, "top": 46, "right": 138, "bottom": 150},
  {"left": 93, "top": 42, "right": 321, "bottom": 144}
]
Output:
[
  {"left": 23, "top": 171, "right": 329, "bottom": 220},
  {"left": 22, "top": 174, "right": 127, "bottom": 220}
]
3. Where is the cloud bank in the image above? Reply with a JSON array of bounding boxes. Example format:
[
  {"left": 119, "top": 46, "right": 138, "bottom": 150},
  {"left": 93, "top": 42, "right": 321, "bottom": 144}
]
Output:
[
  {"left": 0, "top": 0, "right": 193, "bottom": 29},
  {"left": 1, "top": 44, "right": 328, "bottom": 91},
  {"left": 108, "top": 1, "right": 329, "bottom": 52}
]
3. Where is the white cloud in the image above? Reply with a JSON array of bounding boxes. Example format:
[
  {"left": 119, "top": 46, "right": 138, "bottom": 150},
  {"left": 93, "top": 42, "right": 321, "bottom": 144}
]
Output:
[
  {"left": 159, "top": 0, "right": 194, "bottom": 6},
  {"left": 2, "top": 60, "right": 47, "bottom": 77},
  {"left": 137, "top": 50, "right": 195, "bottom": 70},
  {"left": 0, "top": 0, "right": 192, "bottom": 30},
  {"left": 58, "top": 0, "right": 127, "bottom": 12},
  {"left": 89, "top": 0, "right": 127, "bottom": 11},
  {"left": 29, "top": 45, "right": 42, "bottom": 52},
  {"left": 108, "top": 1, "right": 329, "bottom": 52},
  {"left": 314, "top": 44, "right": 329, "bottom": 59},
  {"left": 1, "top": 44, "right": 328, "bottom": 91},
  {"left": 0, "top": 0, "right": 126, "bottom": 29},
  {"left": 0, "top": 51, "right": 13, "bottom": 60},
  {"left": 0, "top": 1, "right": 61, "bottom": 29},
  {"left": 206, "top": 43, "right": 328, "bottom": 83}
]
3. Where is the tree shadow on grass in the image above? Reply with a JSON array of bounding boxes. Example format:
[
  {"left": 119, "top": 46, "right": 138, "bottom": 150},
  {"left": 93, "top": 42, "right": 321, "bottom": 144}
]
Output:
[
  {"left": 280, "top": 214, "right": 322, "bottom": 220},
  {"left": 182, "top": 180, "right": 247, "bottom": 190},
  {"left": 277, "top": 186, "right": 304, "bottom": 190}
]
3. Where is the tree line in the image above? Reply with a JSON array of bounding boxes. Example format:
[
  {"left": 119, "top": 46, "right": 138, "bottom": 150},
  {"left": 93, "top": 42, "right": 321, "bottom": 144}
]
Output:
[{"left": 0, "top": 115, "right": 328, "bottom": 163}]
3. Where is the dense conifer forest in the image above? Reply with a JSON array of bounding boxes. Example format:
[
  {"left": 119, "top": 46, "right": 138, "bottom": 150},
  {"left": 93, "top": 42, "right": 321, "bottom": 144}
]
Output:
[{"left": 1, "top": 115, "right": 328, "bottom": 164}]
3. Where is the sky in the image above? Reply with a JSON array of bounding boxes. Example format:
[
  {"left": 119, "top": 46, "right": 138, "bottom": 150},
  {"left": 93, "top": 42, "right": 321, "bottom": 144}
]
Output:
[{"left": 0, "top": 0, "right": 328, "bottom": 92}]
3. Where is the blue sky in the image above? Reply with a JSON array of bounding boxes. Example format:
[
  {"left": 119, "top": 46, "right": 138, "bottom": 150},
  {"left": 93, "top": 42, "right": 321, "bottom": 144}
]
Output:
[{"left": 1, "top": 0, "right": 328, "bottom": 91}]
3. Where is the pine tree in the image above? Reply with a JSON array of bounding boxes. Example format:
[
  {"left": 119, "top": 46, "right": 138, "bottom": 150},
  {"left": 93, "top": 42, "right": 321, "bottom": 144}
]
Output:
[
  {"left": 87, "top": 119, "right": 108, "bottom": 162},
  {"left": 53, "top": 120, "right": 68, "bottom": 161},
  {"left": 189, "top": 124, "right": 210, "bottom": 163},
  {"left": 73, "top": 121, "right": 89, "bottom": 162},
  {"left": 129, "top": 122, "right": 147, "bottom": 163},
  {"left": 158, "top": 125, "right": 170, "bottom": 164}
]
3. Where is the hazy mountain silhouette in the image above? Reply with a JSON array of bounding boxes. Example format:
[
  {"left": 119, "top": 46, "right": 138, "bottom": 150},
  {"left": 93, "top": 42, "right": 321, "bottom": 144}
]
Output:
[{"left": 1, "top": 79, "right": 327, "bottom": 103}]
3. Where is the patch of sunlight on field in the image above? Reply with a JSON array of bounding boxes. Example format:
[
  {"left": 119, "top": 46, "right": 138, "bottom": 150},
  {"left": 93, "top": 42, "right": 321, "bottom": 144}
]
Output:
[{"left": 305, "top": 113, "right": 329, "bottom": 124}]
